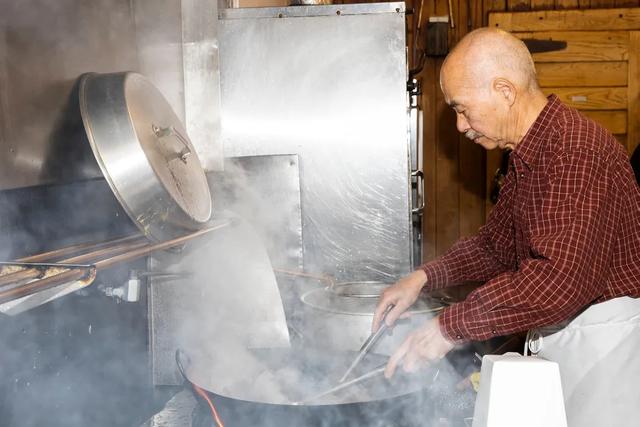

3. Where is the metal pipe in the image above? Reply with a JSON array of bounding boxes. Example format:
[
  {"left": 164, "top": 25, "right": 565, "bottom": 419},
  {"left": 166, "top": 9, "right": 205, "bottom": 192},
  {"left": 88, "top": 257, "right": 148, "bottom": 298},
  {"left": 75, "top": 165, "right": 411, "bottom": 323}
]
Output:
[
  {"left": 17, "top": 234, "right": 143, "bottom": 263},
  {"left": 0, "top": 236, "right": 148, "bottom": 288},
  {"left": 0, "top": 222, "right": 229, "bottom": 305}
]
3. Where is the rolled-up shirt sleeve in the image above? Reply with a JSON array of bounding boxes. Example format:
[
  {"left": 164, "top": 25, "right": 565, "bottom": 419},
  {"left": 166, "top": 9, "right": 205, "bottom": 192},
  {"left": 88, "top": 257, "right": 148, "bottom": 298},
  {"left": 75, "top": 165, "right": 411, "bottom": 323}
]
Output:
[
  {"left": 439, "top": 150, "right": 615, "bottom": 342},
  {"left": 420, "top": 172, "right": 517, "bottom": 289}
]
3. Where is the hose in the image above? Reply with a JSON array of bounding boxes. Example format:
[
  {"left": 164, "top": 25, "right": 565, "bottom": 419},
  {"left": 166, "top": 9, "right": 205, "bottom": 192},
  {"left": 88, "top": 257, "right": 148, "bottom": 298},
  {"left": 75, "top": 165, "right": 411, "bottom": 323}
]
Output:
[{"left": 175, "top": 349, "right": 225, "bottom": 427}]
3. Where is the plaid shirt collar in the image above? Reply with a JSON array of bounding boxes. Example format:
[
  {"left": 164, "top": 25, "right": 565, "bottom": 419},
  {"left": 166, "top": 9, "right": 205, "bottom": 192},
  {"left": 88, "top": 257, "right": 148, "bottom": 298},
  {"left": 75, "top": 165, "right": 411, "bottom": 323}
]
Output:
[{"left": 512, "top": 94, "right": 561, "bottom": 169}]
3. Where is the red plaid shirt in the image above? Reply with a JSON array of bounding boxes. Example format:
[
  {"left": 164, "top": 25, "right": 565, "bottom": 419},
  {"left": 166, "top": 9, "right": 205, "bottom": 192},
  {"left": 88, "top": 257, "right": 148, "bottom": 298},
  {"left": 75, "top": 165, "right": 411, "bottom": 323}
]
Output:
[{"left": 422, "top": 95, "right": 640, "bottom": 343}]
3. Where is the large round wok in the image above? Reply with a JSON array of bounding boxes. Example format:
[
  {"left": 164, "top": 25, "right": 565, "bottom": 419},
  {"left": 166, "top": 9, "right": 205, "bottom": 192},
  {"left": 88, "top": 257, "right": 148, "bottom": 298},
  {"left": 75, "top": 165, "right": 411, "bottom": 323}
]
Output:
[{"left": 180, "top": 347, "right": 475, "bottom": 427}]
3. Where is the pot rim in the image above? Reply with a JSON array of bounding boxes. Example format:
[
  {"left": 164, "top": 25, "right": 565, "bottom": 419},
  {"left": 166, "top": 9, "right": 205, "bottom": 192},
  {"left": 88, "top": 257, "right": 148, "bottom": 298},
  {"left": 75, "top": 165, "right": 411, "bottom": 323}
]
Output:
[{"left": 300, "top": 286, "right": 445, "bottom": 316}]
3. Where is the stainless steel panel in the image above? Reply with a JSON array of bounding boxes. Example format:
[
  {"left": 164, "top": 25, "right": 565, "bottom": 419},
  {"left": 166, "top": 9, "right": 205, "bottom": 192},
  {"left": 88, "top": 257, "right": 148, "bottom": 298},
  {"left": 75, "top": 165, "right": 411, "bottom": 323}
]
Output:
[
  {"left": 182, "top": 0, "right": 224, "bottom": 171},
  {"left": 0, "top": 0, "right": 223, "bottom": 190},
  {"left": 133, "top": 0, "right": 186, "bottom": 123},
  {"left": 208, "top": 155, "right": 303, "bottom": 270},
  {"left": 219, "top": 3, "right": 412, "bottom": 281},
  {"left": 0, "top": 0, "right": 139, "bottom": 190}
]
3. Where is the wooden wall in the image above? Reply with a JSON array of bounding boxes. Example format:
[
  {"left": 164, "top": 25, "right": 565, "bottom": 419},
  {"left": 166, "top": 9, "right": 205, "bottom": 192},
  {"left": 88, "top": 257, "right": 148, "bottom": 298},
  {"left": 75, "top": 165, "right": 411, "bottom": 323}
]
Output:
[{"left": 409, "top": 0, "right": 640, "bottom": 262}]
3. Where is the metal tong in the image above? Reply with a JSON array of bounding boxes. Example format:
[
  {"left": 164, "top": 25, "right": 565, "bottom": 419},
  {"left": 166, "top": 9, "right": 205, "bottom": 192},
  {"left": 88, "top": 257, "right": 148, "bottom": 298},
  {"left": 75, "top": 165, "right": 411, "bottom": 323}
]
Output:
[
  {"left": 298, "top": 364, "right": 387, "bottom": 405},
  {"left": 338, "top": 304, "right": 394, "bottom": 383}
]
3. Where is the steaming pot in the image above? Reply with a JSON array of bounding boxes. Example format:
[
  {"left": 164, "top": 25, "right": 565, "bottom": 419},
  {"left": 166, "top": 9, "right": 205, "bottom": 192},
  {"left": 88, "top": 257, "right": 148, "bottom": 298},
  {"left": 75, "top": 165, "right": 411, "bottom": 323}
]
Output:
[
  {"left": 300, "top": 281, "right": 447, "bottom": 355},
  {"left": 184, "top": 347, "right": 474, "bottom": 427}
]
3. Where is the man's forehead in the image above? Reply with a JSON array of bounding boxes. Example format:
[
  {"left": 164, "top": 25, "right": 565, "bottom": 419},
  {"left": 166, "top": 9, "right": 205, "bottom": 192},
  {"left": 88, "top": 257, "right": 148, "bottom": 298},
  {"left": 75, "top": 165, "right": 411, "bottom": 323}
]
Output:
[{"left": 443, "top": 81, "right": 485, "bottom": 107}]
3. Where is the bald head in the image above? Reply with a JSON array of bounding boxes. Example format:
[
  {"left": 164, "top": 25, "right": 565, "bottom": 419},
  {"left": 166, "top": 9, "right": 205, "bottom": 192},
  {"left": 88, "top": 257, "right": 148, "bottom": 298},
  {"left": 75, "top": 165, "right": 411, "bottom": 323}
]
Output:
[
  {"left": 439, "top": 28, "right": 549, "bottom": 151},
  {"left": 442, "top": 28, "right": 538, "bottom": 92}
]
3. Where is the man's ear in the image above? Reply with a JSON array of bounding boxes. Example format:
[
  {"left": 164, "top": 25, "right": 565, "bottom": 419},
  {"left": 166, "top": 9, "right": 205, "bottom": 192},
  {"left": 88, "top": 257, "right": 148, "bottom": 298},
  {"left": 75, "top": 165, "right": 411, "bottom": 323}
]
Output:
[{"left": 492, "top": 78, "right": 516, "bottom": 107}]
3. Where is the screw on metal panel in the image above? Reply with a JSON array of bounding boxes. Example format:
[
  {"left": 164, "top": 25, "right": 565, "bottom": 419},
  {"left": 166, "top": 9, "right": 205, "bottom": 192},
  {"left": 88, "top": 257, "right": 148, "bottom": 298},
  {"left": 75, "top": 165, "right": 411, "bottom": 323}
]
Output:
[
  {"left": 396, "top": 7, "right": 400, "bottom": 13},
  {"left": 336, "top": 10, "right": 341, "bottom": 15},
  {"left": 278, "top": 13, "right": 283, "bottom": 18}
]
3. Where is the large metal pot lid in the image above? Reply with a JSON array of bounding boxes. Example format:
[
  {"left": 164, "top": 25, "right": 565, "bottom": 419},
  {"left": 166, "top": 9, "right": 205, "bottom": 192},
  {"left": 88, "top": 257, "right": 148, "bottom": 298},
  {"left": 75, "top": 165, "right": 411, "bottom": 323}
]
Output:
[
  {"left": 79, "top": 72, "right": 212, "bottom": 241},
  {"left": 301, "top": 281, "right": 446, "bottom": 316}
]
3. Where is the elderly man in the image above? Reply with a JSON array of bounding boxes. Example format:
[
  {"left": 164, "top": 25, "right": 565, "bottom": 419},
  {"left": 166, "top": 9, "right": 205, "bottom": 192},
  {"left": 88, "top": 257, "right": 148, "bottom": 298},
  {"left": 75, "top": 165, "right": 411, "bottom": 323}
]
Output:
[{"left": 373, "top": 28, "right": 640, "bottom": 426}]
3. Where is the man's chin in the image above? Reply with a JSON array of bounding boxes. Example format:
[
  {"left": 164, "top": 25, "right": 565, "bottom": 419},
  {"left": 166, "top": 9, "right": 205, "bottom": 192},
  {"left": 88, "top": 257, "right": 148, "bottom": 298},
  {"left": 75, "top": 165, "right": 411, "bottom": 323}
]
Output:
[{"left": 474, "top": 137, "right": 499, "bottom": 150}]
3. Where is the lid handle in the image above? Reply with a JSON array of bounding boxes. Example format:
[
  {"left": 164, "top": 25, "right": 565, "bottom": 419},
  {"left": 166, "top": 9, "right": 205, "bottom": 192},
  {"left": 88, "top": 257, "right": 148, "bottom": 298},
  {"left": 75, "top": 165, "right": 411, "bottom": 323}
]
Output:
[{"left": 152, "top": 124, "right": 192, "bottom": 164}]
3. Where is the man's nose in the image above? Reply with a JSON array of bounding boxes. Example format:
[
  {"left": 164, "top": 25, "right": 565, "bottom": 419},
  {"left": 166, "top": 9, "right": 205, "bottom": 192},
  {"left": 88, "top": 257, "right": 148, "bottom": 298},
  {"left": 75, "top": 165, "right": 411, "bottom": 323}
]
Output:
[{"left": 456, "top": 113, "right": 469, "bottom": 134}]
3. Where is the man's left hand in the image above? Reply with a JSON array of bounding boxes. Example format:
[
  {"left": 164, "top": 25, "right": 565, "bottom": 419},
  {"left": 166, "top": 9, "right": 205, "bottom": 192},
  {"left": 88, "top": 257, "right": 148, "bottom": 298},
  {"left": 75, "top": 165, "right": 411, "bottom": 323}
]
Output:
[{"left": 384, "top": 315, "right": 455, "bottom": 378}]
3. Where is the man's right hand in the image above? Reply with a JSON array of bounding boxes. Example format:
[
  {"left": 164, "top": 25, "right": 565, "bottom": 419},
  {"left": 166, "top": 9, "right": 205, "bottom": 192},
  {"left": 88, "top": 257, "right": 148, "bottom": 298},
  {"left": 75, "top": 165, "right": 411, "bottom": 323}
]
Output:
[{"left": 372, "top": 269, "right": 428, "bottom": 333}]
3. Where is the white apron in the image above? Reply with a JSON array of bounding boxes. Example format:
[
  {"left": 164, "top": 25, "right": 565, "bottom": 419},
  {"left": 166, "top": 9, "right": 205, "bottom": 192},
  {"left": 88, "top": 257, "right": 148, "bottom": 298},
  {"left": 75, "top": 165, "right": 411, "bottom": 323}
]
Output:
[{"left": 532, "top": 296, "right": 640, "bottom": 427}]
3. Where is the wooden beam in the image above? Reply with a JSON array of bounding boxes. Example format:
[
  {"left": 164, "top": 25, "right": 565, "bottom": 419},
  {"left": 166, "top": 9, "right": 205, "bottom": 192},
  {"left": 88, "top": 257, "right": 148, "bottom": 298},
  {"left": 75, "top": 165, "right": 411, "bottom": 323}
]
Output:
[
  {"left": 541, "top": 87, "right": 627, "bottom": 110},
  {"left": 531, "top": 0, "right": 555, "bottom": 9},
  {"left": 590, "top": 0, "right": 617, "bottom": 6},
  {"left": 515, "top": 31, "right": 629, "bottom": 62},
  {"left": 581, "top": 110, "right": 628, "bottom": 134},
  {"left": 628, "top": 31, "right": 640, "bottom": 155},
  {"left": 556, "top": 0, "right": 580, "bottom": 8},
  {"left": 484, "top": 0, "right": 507, "bottom": 25},
  {"left": 536, "top": 61, "right": 628, "bottom": 87},
  {"left": 614, "top": 0, "right": 639, "bottom": 6},
  {"left": 508, "top": 0, "right": 530, "bottom": 11},
  {"left": 435, "top": 60, "right": 460, "bottom": 257},
  {"left": 489, "top": 8, "right": 640, "bottom": 31},
  {"left": 421, "top": 58, "right": 438, "bottom": 262}
]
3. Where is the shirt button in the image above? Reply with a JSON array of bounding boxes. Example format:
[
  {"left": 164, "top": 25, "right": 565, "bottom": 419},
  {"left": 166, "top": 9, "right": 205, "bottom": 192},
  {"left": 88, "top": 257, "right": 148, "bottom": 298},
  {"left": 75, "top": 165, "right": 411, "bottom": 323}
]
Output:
[
  {"left": 456, "top": 335, "right": 463, "bottom": 340},
  {"left": 519, "top": 173, "right": 525, "bottom": 178},
  {"left": 491, "top": 329, "right": 498, "bottom": 335}
]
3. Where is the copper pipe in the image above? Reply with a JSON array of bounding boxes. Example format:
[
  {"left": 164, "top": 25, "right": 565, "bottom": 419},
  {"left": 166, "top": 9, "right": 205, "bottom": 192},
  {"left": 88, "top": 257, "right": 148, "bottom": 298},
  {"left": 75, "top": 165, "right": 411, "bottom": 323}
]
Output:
[
  {"left": 94, "top": 223, "right": 228, "bottom": 270},
  {"left": 63, "top": 239, "right": 149, "bottom": 264},
  {"left": 0, "top": 268, "right": 91, "bottom": 305},
  {"left": 0, "top": 223, "right": 229, "bottom": 305},
  {"left": 0, "top": 269, "right": 41, "bottom": 288},
  {"left": 0, "top": 236, "right": 148, "bottom": 288},
  {"left": 17, "top": 234, "right": 143, "bottom": 263}
]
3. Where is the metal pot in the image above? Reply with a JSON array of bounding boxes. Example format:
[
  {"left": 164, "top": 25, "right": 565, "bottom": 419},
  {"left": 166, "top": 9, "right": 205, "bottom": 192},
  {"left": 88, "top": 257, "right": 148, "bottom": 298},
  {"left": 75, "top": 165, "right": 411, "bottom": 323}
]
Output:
[
  {"left": 79, "top": 72, "right": 212, "bottom": 242},
  {"left": 300, "top": 281, "right": 447, "bottom": 356},
  {"left": 182, "top": 347, "right": 472, "bottom": 427}
]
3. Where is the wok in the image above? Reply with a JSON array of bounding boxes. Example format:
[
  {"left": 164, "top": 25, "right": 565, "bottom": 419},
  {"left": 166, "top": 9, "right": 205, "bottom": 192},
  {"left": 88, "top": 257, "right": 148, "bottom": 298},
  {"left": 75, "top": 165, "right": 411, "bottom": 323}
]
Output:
[{"left": 180, "top": 347, "right": 475, "bottom": 427}]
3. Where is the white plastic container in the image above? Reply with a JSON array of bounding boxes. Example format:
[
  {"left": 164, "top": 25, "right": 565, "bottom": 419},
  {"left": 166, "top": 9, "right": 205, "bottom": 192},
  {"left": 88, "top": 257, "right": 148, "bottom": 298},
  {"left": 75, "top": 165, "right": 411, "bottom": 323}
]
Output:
[{"left": 472, "top": 353, "right": 567, "bottom": 427}]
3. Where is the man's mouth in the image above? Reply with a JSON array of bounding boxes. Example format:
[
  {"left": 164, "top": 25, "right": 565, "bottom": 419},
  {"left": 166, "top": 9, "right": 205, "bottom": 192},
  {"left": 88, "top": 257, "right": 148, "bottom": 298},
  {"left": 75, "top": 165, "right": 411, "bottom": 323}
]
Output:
[{"left": 465, "top": 131, "right": 483, "bottom": 141}]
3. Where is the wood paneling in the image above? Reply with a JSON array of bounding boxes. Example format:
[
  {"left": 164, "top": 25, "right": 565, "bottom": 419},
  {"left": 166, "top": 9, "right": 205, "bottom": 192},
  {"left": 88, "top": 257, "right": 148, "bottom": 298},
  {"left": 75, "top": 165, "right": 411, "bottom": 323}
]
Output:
[
  {"left": 542, "top": 87, "right": 627, "bottom": 109},
  {"left": 628, "top": 31, "right": 640, "bottom": 154},
  {"left": 457, "top": 0, "right": 487, "bottom": 239},
  {"left": 536, "top": 61, "right": 628, "bottom": 86},
  {"left": 516, "top": 31, "right": 629, "bottom": 61},
  {"left": 590, "top": 0, "right": 618, "bottom": 6},
  {"left": 532, "top": 0, "right": 556, "bottom": 9},
  {"left": 421, "top": 59, "right": 438, "bottom": 262},
  {"left": 615, "top": 133, "right": 628, "bottom": 147},
  {"left": 509, "top": 0, "right": 531, "bottom": 10},
  {"left": 581, "top": 110, "right": 628, "bottom": 134},
  {"left": 491, "top": 7, "right": 640, "bottom": 31},
  {"left": 556, "top": 0, "right": 580, "bottom": 8}
]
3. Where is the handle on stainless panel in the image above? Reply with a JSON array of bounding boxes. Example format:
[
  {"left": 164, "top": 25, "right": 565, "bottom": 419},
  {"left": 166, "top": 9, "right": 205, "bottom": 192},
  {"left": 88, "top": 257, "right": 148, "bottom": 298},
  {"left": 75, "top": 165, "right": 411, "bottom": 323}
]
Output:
[
  {"left": 411, "top": 169, "right": 425, "bottom": 215},
  {"left": 152, "top": 124, "right": 192, "bottom": 163}
]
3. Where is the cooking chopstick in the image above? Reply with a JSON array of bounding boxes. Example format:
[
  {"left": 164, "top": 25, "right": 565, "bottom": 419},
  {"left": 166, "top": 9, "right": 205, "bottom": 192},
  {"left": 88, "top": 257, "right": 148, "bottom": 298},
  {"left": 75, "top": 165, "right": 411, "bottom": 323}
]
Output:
[{"left": 297, "top": 364, "right": 387, "bottom": 405}]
